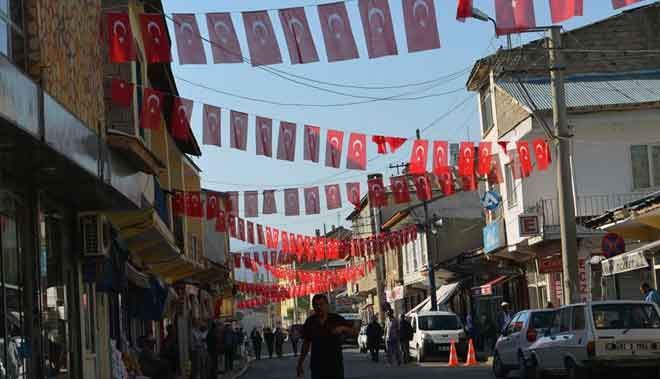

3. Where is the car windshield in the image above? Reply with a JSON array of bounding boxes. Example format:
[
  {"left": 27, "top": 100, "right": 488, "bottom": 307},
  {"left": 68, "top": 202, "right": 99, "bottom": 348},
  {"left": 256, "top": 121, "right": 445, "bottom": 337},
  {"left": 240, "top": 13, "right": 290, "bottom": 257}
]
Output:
[
  {"left": 418, "top": 315, "right": 461, "bottom": 331},
  {"left": 592, "top": 303, "right": 660, "bottom": 330},
  {"left": 531, "top": 311, "right": 556, "bottom": 329}
]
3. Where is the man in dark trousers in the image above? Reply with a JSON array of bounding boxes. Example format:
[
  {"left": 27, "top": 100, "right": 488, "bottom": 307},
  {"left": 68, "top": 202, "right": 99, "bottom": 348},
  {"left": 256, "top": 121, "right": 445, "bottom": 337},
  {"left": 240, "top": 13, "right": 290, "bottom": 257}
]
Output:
[
  {"left": 365, "top": 316, "right": 384, "bottom": 362},
  {"left": 399, "top": 314, "right": 413, "bottom": 364},
  {"left": 263, "top": 327, "right": 275, "bottom": 359},
  {"left": 250, "top": 327, "right": 263, "bottom": 360},
  {"left": 297, "top": 294, "right": 357, "bottom": 379}
]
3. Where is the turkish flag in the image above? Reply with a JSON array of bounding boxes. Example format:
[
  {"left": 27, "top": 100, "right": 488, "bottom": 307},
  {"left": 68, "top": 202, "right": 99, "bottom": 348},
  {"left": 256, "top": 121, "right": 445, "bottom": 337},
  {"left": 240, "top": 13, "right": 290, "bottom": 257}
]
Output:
[
  {"left": 203, "top": 104, "right": 222, "bottom": 147},
  {"left": 172, "top": 191, "right": 186, "bottom": 216},
  {"left": 456, "top": 0, "right": 473, "bottom": 21},
  {"left": 226, "top": 191, "right": 239, "bottom": 216},
  {"left": 272, "top": 229, "right": 280, "bottom": 249},
  {"left": 390, "top": 175, "right": 411, "bottom": 204},
  {"left": 550, "top": 0, "right": 583, "bottom": 23},
  {"left": 106, "top": 12, "right": 136, "bottom": 63},
  {"left": 284, "top": 188, "right": 300, "bottom": 216},
  {"left": 206, "top": 192, "right": 219, "bottom": 220},
  {"left": 170, "top": 97, "right": 193, "bottom": 141},
  {"left": 247, "top": 222, "right": 255, "bottom": 244},
  {"left": 477, "top": 142, "right": 493, "bottom": 176},
  {"left": 255, "top": 116, "right": 273, "bottom": 157},
  {"left": 262, "top": 190, "right": 277, "bottom": 215},
  {"left": 386, "top": 137, "right": 407, "bottom": 153},
  {"left": 279, "top": 7, "right": 319, "bottom": 64},
  {"left": 498, "top": 141, "right": 510, "bottom": 156},
  {"left": 346, "top": 133, "right": 367, "bottom": 170},
  {"left": 281, "top": 231, "right": 289, "bottom": 253},
  {"left": 325, "top": 129, "right": 344, "bottom": 168},
  {"left": 495, "top": 0, "right": 536, "bottom": 36},
  {"left": 173, "top": 13, "right": 206, "bottom": 65},
  {"left": 110, "top": 79, "right": 133, "bottom": 107},
  {"left": 139, "top": 88, "right": 164, "bottom": 130},
  {"left": 139, "top": 14, "right": 172, "bottom": 63},
  {"left": 358, "top": 0, "right": 398, "bottom": 58},
  {"left": 432, "top": 140, "right": 449, "bottom": 176},
  {"left": 325, "top": 184, "right": 342, "bottom": 210},
  {"left": 409, "top": 139, "right": 429, "bottom": 175},
  {"left": 317, "top": 2, "right": 359, "bottom": 62},
  {"left": 187, "top": 192, "right": 203, "bottom": 217},
  {"left": 271, "top": 251, "right": 277, "bottom": 266},
  {"left": 458, "top": 142, "right": 475, "bottom": 177},
  {"left": 517, "top": 140, "right": 533, "bottom": 177},
  {"left": 237, "top": 218, "right": 246, "bottom": 241},
  {"left": 533, "top": 139, "right": 551, "bottom": 171},
  {"left": 368, "top": 176, "right": 388, "bottom": 208},
  {"left": 488, "top": 154, "right": 504, "bottom": 185},
  {"left": 253, "top": 252, "right": 260, "bottom": 265},
  {"left": 244, "top": 191, "right": 259, "bottom": 218},
  {"left": 242, "top": 11, "right": 282, "bottom": 66},
  {"left": 461, "top": 174, "right": 477, "bottom": 192},
  {"left": 206, "top": 12, "right": 243, "bottom": 63},
  {"left": 346, "top": 182, "right": 361, "bottom": 208},
  {"left": 277, "top": 122, "right": 297, "bottom": 161},
  {"left": 612, "top": 0, "right": 641, "bottom": 9},
  {"left": 402, "top": 0, "right": 441, "bottom": 52},
  {"left": 228, "top": 215, "right": 237, "bottom": 238},
  {"left": 304, "top": 125, "right": 321, "bottom": 162},
  {"left": 233, "top": 254, "right": 241, "bottom": 269},
  {"left": 435, "top": 167, "right": 454, "bottom": 196},
  {"left": 216, "top": 210, "right": 227, "bottom": 232},
  {"left": 265, "top": 227, "right": 273, "bottom": 248},
  {"left": 230, "top": 110, "right": 248, "bottom": 150},
  {"left": 372, "top": 136, "right": 387, "bottom": 154},
  {"left": 304, "top": 187, "right": 321, "bottom": 215},
  {"left": 414, "top": 174, "right": 433, "bottom": 201},
  {"left": 257, "top": 224, "right": 265, "bottom": 245}
]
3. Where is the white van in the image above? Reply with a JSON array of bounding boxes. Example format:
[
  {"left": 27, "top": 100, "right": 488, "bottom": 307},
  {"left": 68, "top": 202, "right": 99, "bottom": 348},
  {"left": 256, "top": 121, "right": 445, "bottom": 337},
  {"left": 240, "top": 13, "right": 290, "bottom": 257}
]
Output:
[
  {"left": 408, "top": 310, "right": 467, "bottom": 362},
  {"left": 527, "top": 301, "right": 660, "bottom": 379}
]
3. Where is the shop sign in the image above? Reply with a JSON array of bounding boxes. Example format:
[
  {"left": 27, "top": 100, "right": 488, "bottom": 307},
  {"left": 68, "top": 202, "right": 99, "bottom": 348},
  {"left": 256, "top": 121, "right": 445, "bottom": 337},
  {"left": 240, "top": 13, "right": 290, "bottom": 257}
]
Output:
[
  {"left": 538, "top": 256, "right": 562, "bottom": 274},
  {"left": 483, "top": 219, "right": 505, "bottom": 253},
  {"left": 519, "top": 214, "right": 540, "bottom": 236},
  {"left": 386, "top": 285, "right": 404, "bottom": 303},
  {"left": 601, "top": 251, "right": 649, "bottom": 276}
]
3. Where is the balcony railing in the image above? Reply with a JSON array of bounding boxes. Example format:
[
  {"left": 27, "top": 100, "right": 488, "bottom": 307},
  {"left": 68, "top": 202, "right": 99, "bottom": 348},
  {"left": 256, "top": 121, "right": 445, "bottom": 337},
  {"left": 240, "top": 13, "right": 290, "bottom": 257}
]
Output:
[{"left": 538, "top": 191, "right": 655, "bottom": 226}]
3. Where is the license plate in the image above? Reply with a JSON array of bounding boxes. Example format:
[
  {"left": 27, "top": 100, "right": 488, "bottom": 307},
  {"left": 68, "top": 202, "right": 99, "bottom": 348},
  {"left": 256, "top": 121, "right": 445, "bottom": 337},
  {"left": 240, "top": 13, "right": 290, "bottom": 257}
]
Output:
[
  {"left": 606, "top": 343, "right": 650, "bottom": 351},
  {"left": 436, "top": 345, "right": 450, "bottom": 351}
]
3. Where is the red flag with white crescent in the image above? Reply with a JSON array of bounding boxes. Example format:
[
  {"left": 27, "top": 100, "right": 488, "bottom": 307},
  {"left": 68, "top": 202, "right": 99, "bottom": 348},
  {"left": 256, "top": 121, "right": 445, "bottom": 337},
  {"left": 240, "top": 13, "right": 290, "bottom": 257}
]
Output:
[
  {"left": 284, "top": 188, "right": 300, "bottom": 216},
  {"left": 432, "top": 140, "right": 449, "bottom": 176},
  {"left": 368, "top": 176, "right": 388, "bottom": 208},
  {"left": 203, "top": 104, "right": 222, "bottom": 147},
  {"left": 532, "top": 139, "right": 551, "bottom": 171},
  {"left": 272, "top": 229, "right": 280, "bottom": 249},
  {"left": 304, "top": 125, "right": 321, "bottom": 162},
  {"left": 488, "top": 154, "right": 504, "bottom": 185},
  {"left": 257, "top": 224, "right": 265, "bottom": 245},
  {"left": 110, "top": 79, "right": 133, "bottom": 107},
  {"left": 304, "top": 187, "right": 321, "bottom": 215},
  {"left": 372, "top": 136, "right": 387, "bottom": 154},
  {"left": 271, "top": 251, "right": 277, "bottom": 266},
  {"left": 612, "top": 0, "right": 641, "bottom": 10},
  {"left": 277, "top": 122, "right": 297, "bottom": 162},
  {"left": 255, "top": 116, "right": 273, "bottom": 157},
  {"left": 226, "top": 191, "right": 239, "bottom": 216},
  {"left": 494, "top": 0, "right": 536, "bottom": 36},
  {"left": 247, "top": 221, "right": 255, "bottom": 244},
  {"left": 186, "top": 192, "right": 203, "bottom": 218},
  {"left": 279, "top": 7, "right": 319, "bottom": 64},
  {"left": 403, "top": 0, "right": 441, "bottom": 51},
  {"left": 107, "top": 13, "right": 135, "bottom": 63},
  {"left": 346, "top": 182, "right": 361, "bottom": 208},
  {"left": 170, "top": 97, "right": 193, "bottom": 141},
  {"left": 281, "top": 231, "right": 289, "bottom": 253},
  {"left": 139, "top": 14, "right": 172, "bottom": 63},
  {"left": 550, "top": 0, "right": 583, "bottom": 23},
  {"left": 517, "top": 141, "right": 533, "bottom": 177},
  {"left": 228, "top": 215, "right": 237, "bottom": 238},
  {"left": 409, "top": 139, "right": 429, "bottom": 175},
  {"left": 233, "top": 254, "right": 241, "bottom": 269},
  {"left": 216, "top": 210, "right": 227, "bottom": 232},
  {"left": 172, "top": 191, "right": 185, "bottom": 216},
  {"left": 325, "top": 184, "right": 342, "bottom": 210},
  {"left": 265, "top": 227, "right": 273, "bottom": 248},
  {"left": 317, "top": 2, "right": 359, "bottom": 62},
  {"left": 346, "top": 133, "right": 367, "bottom": 170},
  {"left": 435, "top": 167, "right": 454, "bottom": 196},
  {"left": 458, "top": 142, "right": 475, "bottom": 177},
  {"left": 414, "top": 174, "right": 433, "bottom": 201},
  {"left": 237, "top": 218, "right": 246, "bottom": 241},
  {"left": 262, "top": 190, "right": 277, "bottom": 215},
  {"left": 244, "top": 191, "right": 259, "bottom": 218},
  {"left": 140, "top": 88, "right": 164, "bottom": 130},
  {"left": 206, "top": 192, "right": 219, "bottom": 220},
  {"left": 253, "top": 252, "right": 260, "bottom": 265},
  {"left": 358, "top": 0, "right": 398, "bottom": 59},
  {"left": 173, "top": 13, "right": 207, "bottom": 65},
  {"left": 477, "top": 142, "right": 493, "bottom": 177},
  {"left": 230, "top": 110, "right": 248, "bottom": 151},
  {"left": 386, "top": 137, "right": 407, "bottom": 153},
  {"left": 242, "top": 11, "right": 283, "bottom": 66},
  {"left": 390, "top": 175, "right": 411, "bottom": 204},
  {"left": 206, "top": 12, "right": 243, "bottom": 63},
  {"left": 325, "top": 129, "right": 344, "bottom": 168}
]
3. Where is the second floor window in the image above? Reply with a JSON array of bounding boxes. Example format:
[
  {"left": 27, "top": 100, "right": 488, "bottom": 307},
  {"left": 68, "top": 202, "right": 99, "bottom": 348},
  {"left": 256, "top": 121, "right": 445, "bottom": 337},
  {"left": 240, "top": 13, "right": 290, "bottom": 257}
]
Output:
[
  {"left": 0, "top": 0, "right": 25, "bottom": 70},
  {"left": 480, "top": 88, "right": 494, "bottom": 135},
  {"left": 631, "top": 144, "right": 660, "bottom": 190},
  {"left": 505, "top": 164, "right": 518, "bottom": 208}
]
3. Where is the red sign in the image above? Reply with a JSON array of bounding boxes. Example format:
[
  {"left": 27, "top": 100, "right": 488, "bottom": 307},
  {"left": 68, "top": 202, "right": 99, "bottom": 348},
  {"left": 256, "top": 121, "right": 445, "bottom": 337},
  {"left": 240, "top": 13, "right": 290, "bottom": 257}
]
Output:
[
  {"left": 519, "top": 215, "right": 540, "bottom": 236},
  {"left": 538, "top": 256, "right": 563, "bottom": 274}
]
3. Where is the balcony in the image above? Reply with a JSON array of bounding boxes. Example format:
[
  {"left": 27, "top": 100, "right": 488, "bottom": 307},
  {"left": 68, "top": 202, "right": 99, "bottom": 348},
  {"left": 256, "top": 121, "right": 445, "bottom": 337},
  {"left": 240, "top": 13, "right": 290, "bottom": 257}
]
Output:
[{"left": 153, "top": 179, "right": 170, "bottom": 228}]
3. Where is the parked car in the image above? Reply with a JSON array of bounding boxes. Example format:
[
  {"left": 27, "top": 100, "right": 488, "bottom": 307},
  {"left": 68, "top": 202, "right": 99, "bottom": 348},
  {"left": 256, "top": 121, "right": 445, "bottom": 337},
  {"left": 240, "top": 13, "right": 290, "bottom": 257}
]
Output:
[
  {"left": 492, "top": 309, "right": 556, "bottom": 378},
  {"left": 409, "top": 310, "right": 467, "bottom": 362},
  {"left": 526, "top": 301, "right": 660, "bottom": 379}
]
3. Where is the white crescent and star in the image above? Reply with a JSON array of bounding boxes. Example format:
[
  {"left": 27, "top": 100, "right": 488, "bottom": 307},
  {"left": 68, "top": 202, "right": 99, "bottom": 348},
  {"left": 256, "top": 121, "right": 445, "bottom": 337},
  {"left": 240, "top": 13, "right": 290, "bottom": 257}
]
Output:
[
  {"left": 180, "top": 22, "right": 195, "bottom": 45},
  {"left": 112, "top": 20, "right": 127, "bottom": 44},
  {"left": 367, "top": 7, "right": 386, "bottom": 35},
  {"left": 435, "top": 146, "right": 446, "bottom": 166},
  {"left": 213, "top": 21, "right": 231, "bottom": 44},
  {"left": 147, "top": 21, "right": 162, "bottom": 44},
  {"left": 287, "top": 17, "right": 305, "bottom": 43},
  {"left": 415, "top": 145, "right": 426, "bottom": 165},
  {"left": 206, "top": 111, "right": 219, "bottom": 133},
  {"left": 412, "top": 0, "right": 430, "bottom": 27},
  {"left": 147, "top": 94, "right": 160, "bottom": 113},
  {"left": 327, "top": 13, "right": 345, "bottom": 39},
  {"left": 352, "top": 139, "right": 363, "bottom": 159},
  {"left": 251, "top": 20, "right": 269, "bottom": 45}
]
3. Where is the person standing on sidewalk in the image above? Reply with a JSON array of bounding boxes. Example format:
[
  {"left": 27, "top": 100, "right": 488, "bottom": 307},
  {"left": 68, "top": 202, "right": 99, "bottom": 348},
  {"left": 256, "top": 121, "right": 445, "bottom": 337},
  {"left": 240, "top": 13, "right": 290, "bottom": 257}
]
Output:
[
  {"left": 297, "top": 294, "right": 356, "bottom": 379},
  {"left": 222, "top": 323, "right": 237, "bottom": 373},
  {"left": 274, "top": 327, "right": 286, "bottom": 358},
  {"left": 398, "top": 314, "right": 413, "bottom": 364},
  {"left": 190, "top": 320, "right": 209, "bottom": 379},
  {"left": 250, "top": 328, "right": 263, "bottom": 360},
  {"left": 366, "top": 317, "right": 384, "bottom": 363},
  {"left": 206, "top": 321, "right": 222, "bottom": 378},
  {"left": 385, "top": 310, "right": 401, "bottom": 366},
  {"left": 289, "top": 325, "right": 301, "bottom": 356},
  {"left": 263, "top": 327, "right": 275, "bottom": 359}
]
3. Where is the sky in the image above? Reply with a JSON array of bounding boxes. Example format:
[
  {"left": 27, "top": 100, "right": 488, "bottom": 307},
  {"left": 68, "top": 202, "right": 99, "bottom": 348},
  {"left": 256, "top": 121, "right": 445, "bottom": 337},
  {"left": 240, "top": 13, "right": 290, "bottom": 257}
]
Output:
[{"left": 160, "top": 0, "right": 653, "bottom": 246}]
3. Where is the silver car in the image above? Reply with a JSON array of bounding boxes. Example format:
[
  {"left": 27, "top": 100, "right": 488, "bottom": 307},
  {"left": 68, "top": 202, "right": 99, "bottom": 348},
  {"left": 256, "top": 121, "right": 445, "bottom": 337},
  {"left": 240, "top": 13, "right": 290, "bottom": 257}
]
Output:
[{"left": 492, "top": 309, "right": 556, "bottom": 378}]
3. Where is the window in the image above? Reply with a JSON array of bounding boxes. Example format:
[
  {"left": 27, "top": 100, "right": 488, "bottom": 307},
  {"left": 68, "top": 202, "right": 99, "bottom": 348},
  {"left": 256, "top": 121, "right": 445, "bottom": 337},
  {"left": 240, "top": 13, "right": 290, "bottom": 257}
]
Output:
[
  {"left": 505, "top": 164, "right": 518, "bottom": 208},
  {"left": 481, "top": 88, "right": 494, "bottom": 135},
  {"left": 516, "top": 311, "right": 530, "bottom": 331},
  {"left": 0, "top": 0, "right": 26, "bottom": 69},
  {"left": 531, "top": 311, "right": 556, "bottom": 329},
  {"left": 592, "top": 303, "right": 660, "bottom": 330},
  {"left": 559, "top": 308, "right": 572, "bottom": 332},
  {"left": 631, "top": 145, "right": 660, "bottom": 189},
  {"left": 572, "top": 306, "right": 585, "bottom": 330}
]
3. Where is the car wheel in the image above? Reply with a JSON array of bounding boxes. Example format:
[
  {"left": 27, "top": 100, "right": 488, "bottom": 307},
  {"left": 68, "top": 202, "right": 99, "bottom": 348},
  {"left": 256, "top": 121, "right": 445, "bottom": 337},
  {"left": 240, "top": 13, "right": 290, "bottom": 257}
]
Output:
[
  {"left": 492, "top": 352, "right": 509, "bottom": 378},
  {"left": 527, "top": 355, "right": 543, "bottom": 379},
  {"left": 566, "top": 358, "right": 589, "bottom": 379},
  {"left": 518, "top": 353, "right": 530, "bottom": 379}
]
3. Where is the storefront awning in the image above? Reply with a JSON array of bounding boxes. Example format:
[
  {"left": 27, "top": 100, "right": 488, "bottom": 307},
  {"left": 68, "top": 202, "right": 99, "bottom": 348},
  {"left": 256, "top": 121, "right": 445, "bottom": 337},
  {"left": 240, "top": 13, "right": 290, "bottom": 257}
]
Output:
[
  {"left": 148, "top": 254, "right": 205, "bottom": 284},
  {"left": 471, "top": 275, "right": 512, "bottom": 296},
  {"left": 601, "top": 239, "right": 660, "bottom": 276},
  {"left": 190, "top": 262, "right": 230, "bottom": 284},
  {"left": 406, "top": 282, "right": 460, "bottom": 316}
]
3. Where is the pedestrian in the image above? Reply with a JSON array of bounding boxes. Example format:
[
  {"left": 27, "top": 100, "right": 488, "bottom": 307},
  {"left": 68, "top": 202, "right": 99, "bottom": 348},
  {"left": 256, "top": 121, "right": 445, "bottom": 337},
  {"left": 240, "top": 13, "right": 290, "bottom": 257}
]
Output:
[
  {"left": 480, "top": 315, "right": 497, "bottom": 355},
  {"left": 641, "top": 282, "right": 660, "bottom": 307},
  {"left": 190, "top": 320, "right": 208, "bottom": 379},
  {"left": 297, "top": 294, "right": 356, "bottom": 379},
  {"left": 160, "top": 324, "right": 179, "bottom": 373},
  {"left": 365, "top": 316, "right": 384, "bottom": 362},
  {"left": 207, "top": 321, "right": 222, "bottom": 378},
  {"left": 138, "top": 335, "right": 174, "bottom": 379},
  {"left": 263, "top": 327, "right": 275, "bottom": 359},
  {"left": 289, "top": 325, "right": 301, "bottom": 356},
  {"left": 385, "top": 310, "right": 401, "bottom": 366},
  {"left": 250, "top": 327, "right": 263, "bottom": 360},
  {"left": 274, "top": 327, "right": 286, "bottom": 358},
  {"left": 497, "top": 302, "right": 513, "bottom": 334},
  {"left": 398, "top": 314, "right": 413, "bottom": 364}
]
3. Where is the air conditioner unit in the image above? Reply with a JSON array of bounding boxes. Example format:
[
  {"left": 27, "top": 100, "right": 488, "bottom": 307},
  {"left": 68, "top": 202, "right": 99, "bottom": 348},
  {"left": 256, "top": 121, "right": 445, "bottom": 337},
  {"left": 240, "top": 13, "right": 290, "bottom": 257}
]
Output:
[{"left": 78, "top": 212, "right": 112, "bottom": 258}]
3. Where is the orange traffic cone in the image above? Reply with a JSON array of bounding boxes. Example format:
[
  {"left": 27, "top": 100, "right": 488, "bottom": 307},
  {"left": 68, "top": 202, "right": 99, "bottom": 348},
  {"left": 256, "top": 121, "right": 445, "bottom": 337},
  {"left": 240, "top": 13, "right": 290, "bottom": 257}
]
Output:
[
  {"left": 447, "top": 339, "right": 459, "bottom": 367},
  {"left": 464, "top": 339, "right": 478, "bottom": 366}
]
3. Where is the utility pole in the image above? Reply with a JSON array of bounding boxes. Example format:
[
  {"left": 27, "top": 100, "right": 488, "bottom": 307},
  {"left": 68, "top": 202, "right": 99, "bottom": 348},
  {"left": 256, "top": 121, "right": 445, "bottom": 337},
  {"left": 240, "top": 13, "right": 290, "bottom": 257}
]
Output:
[
  {"left": 548, "top": 26, "right": 580, "bottom": 305},
  {"left": 415, "top": 129, "right": 438, "bottom": 311},
  {"left": 368, "top": 173, "right": 387, "bottom": 325}
]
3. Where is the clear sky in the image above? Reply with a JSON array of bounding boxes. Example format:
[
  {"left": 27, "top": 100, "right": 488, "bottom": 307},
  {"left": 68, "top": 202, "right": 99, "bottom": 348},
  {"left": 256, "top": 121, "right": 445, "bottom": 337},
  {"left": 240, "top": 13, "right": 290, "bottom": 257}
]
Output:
[{"left": 161, "top": 0, "right": 652, "bottom": 245}]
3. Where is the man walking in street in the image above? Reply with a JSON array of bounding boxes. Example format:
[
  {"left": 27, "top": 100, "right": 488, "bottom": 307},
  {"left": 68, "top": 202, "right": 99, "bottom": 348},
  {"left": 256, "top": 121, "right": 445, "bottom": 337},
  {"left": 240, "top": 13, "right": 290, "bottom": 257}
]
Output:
[
  {"left": 641, "top": 282, "right": 660, "bottom": 307},
  {"left": 223, "top": 323, "right": 237, "bottom": 373},
  {"left": 366, "top": 316, "right": 383, "bottom": 362},
  {"left": 289, "top": 324, "right": 301, "bottom": 356},
  {"left": 385, "top": 310, "right": 401, "bottom": 366},
  {"left": 398, "top": 314, "right": 413, "bottom": 364},
  {"left": 250, "top": 327, "right": 263, "bottom": 360},
  {"left": 274, "top": 327, "right": 286, "bottom": 358},
  {"left": 263, "top": 327, "right": 275, "bottom": 359},
  {"left": 297, "top": 294, "right": 356, "bottom": 379},
  {"left": 497, "top": 302, "right": 513, "bottom": 334},
  {"left": 190, "top": 320, "right": 208, "bottom": 379}
]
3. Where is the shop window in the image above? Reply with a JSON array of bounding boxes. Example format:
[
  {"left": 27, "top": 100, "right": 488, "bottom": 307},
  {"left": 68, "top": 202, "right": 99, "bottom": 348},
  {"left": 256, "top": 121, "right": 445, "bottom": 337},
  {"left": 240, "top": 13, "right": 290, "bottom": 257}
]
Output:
[
  {"left": 0, "top": 0, "right": 26, "bottom": 70},
  {"left": 631, "top": 145, "right": 660, "bottom": 190}
]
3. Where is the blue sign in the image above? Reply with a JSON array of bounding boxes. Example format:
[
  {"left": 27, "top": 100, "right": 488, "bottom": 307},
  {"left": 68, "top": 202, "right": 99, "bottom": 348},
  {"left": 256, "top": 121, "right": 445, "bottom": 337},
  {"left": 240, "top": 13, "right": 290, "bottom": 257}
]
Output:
[
  {"left": 483, "top": 220, "right": 506, "bottom": 254},
  {"left": 481, "top": 191, "right": 502, "bottom": 211}
]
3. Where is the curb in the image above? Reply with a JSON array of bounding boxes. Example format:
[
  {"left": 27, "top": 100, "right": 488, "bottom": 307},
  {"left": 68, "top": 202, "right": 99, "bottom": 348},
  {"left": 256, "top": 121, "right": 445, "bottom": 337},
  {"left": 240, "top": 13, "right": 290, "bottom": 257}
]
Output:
[{"left": 231, "top": 359, "right": 253, "bottom": 379}]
